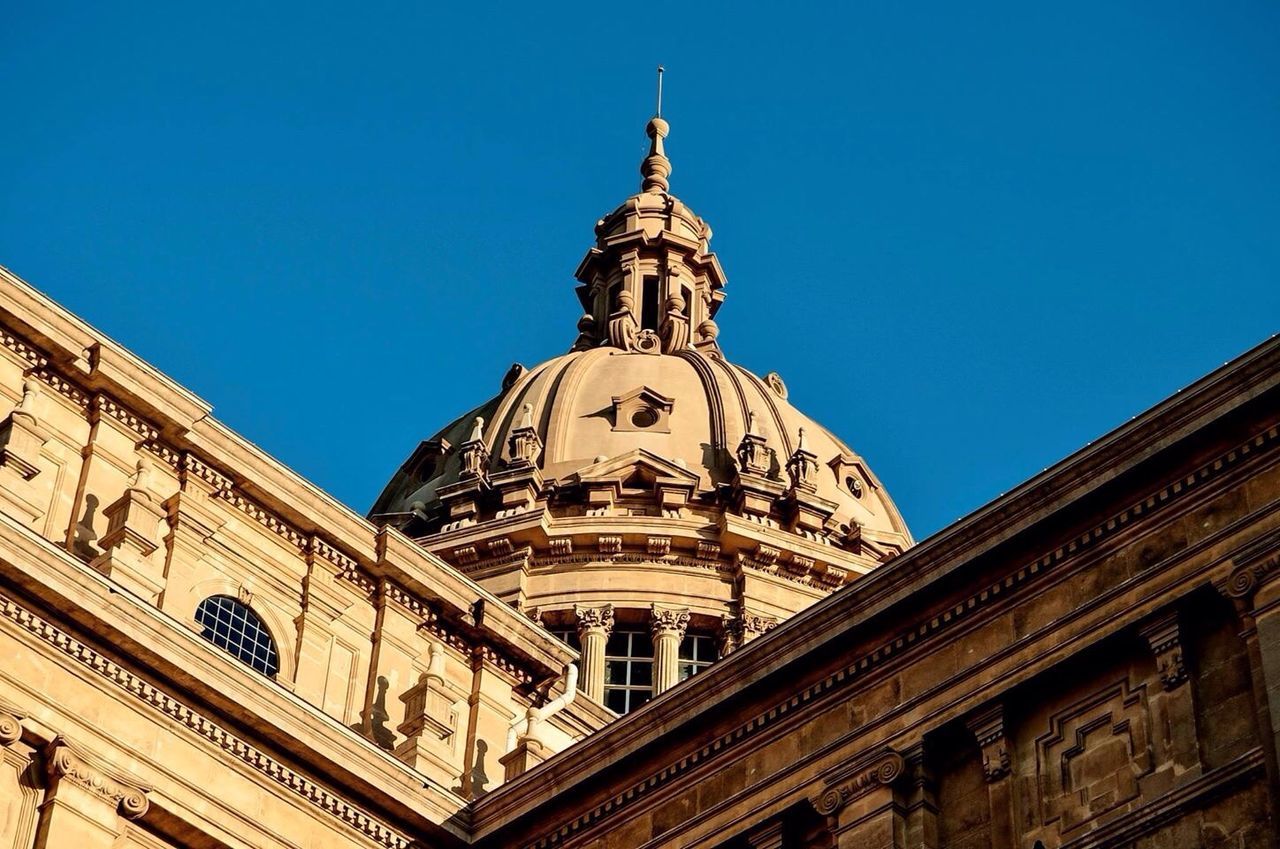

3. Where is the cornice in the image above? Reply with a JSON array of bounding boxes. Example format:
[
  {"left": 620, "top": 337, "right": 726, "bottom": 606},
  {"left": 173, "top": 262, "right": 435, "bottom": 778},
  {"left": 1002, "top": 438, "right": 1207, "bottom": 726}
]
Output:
[
  {"left": 468, "top": 354, "right": 1280, "bottom": 845},
  {"left": 0, "top": 589, "right": 423, "bottom": 848},
  {"left": 0, "top": 298, "right": 573, "bottom": 690}
]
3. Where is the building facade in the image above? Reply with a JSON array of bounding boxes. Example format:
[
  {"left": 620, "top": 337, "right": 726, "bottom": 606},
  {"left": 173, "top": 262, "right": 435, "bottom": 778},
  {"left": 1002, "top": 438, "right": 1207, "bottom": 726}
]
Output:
[{"left": 0, "top": 109, "right": 1276, "bottom": 849}]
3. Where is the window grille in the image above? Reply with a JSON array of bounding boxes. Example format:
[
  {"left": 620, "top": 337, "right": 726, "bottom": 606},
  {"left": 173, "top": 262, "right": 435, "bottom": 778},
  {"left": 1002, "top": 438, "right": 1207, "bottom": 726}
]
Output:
[
  {"left": 194, "top": 595, "right": 279, "bottom": 678},
  {"left": 678, "top": 633, "right": 717, "bottom": 682}
]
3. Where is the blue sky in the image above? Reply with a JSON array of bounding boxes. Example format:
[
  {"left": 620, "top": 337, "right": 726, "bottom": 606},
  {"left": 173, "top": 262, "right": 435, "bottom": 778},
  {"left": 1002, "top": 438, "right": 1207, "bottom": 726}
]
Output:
[{"left": 3, "top": 3, "right": 1277, "bottom": 538}]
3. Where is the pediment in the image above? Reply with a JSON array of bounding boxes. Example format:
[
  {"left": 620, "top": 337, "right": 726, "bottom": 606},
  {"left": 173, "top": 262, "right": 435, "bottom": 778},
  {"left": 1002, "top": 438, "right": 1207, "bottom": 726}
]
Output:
[{"left": 572, "top": 449, "right": 700, "bottom": 488}]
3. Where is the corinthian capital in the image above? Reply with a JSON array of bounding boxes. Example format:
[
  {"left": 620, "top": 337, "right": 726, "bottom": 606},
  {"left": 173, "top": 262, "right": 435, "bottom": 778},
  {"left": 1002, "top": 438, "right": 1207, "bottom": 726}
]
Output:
[
  {"left": 650, "top": 605, "right": 691, "bottom": 638},
  {"left": 574, "top": 604, "right": 614, "bottom": 635}
]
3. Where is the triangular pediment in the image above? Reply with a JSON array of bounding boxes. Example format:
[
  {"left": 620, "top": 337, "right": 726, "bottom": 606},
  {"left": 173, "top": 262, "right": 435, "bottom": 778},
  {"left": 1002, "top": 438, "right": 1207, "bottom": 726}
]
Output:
[{"left": 572, "top": 449, "right": 700, "bottom": 487}]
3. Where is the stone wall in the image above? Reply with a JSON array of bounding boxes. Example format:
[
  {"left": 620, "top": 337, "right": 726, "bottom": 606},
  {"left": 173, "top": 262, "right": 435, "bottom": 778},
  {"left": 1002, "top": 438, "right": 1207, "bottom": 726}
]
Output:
[
  {"left": 468, "top": 338, "right": 1280, "bottom": 848},
  {"left": 0, "top": 266, "right": 609, "bottom": 848}
]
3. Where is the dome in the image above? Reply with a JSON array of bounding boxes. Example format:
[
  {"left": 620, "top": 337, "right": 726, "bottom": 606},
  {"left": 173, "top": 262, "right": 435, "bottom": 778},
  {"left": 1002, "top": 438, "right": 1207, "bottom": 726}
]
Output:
[
  {"left": 369, "top": 99, "right": 911, "bottom": 713},
  {"left": 371, "top": 346, "right": 909, "bottom": 545}
]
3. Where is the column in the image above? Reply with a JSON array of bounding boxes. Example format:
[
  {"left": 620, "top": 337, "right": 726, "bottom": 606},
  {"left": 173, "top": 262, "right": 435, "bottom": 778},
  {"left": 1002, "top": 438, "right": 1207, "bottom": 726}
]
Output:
[
  {"left": 651, "top": 605, "right": 690, "bottom": 695},
  {"left": 34, "top": 739, "right": 149, "bottom": 849},
  {"left": 574, "top": 604, "right": 614, "bottom": 702}
]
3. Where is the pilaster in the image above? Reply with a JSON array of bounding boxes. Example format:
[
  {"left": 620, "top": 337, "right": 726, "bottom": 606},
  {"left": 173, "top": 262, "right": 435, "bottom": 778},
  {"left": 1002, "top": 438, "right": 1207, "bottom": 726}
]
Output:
[
  {"left": 809, "top": 747, "right": 906, "bottom": 849},
  {"left": 35, "top": 739, "right": 149, "bottom": 849},
  {"left": 964, "top": 703, "right": 1016, "bottom": 848},
  {"left": 1138, "top": 608, "right": 1201, "bottom": 790}
]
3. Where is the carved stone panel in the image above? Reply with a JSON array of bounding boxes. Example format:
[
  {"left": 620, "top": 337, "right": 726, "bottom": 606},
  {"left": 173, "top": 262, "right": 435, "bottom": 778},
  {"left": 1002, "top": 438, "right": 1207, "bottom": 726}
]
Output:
[{"left": 1034, "top": 679, "right": 1152, "bottom": 835}]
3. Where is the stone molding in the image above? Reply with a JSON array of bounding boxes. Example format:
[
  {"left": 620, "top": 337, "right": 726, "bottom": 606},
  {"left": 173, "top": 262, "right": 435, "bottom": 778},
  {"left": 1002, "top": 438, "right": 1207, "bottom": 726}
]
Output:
[
  {"left": 964, "top": 703, "right": 1011, "bottom": 782},
  {"left": 0, "top": 592, "right": 414, "bottom": 849},
  {"left": 0, "top": 321, "right": 564, "bottom": 691},
  {"left": 46, "top": 737, "right": 150, "bottom": 820},
  {"left": 495, "top": 418, "right": 1280, "bottom": 849},
  {"left": 810, "top": 747, "right": 905, "bottom": 816}
]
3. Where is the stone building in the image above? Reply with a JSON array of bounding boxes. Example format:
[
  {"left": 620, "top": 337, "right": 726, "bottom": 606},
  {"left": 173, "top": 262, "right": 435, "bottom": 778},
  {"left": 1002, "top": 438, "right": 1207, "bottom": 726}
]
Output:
[{"left": 0, "top": 107, "right": 1276, "bottom": 849}]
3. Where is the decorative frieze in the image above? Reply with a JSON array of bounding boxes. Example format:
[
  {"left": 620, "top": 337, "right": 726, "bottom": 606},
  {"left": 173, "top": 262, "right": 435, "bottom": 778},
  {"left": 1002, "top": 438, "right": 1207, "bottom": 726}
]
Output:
[
  {"left": 549, "top": 537, "right": 573, "bottom": 556},
  {"left": 598, "top": 535, "right": 623, "bottom": 556},
  {"left": 0, "top": 593, "right": 413, "bottom": 848},
  {"left": 90, "top": 393, "right": 158, "bottom": 443}
]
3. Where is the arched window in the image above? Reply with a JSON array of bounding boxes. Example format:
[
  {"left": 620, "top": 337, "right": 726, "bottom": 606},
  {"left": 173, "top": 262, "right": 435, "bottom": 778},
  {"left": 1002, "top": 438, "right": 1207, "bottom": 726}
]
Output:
[{"left": 194, "top": 595, "right": 279, "bottom": 678}]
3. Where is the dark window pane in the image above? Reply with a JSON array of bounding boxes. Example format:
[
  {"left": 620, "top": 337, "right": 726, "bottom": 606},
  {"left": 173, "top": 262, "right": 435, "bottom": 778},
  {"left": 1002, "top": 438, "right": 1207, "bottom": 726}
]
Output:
[
  {"left": 605, "top": 689, "right": 627, "bottom": 713},
  {"left": 631, "top": 661, "right": 652, "bottom": 686}
]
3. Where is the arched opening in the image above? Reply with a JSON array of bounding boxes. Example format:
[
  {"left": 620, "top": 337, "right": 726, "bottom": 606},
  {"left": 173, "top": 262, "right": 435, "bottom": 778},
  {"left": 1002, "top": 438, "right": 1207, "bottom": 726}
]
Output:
[{"left": 194, "top": 595, "right": 280, "bottom": 678}]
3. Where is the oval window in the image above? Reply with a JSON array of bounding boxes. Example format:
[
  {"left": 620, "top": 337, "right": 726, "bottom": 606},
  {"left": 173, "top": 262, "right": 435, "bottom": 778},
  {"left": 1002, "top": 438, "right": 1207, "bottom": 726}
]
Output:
[{"left": 631, "top": 408, "right": 659, "bottom": 428}]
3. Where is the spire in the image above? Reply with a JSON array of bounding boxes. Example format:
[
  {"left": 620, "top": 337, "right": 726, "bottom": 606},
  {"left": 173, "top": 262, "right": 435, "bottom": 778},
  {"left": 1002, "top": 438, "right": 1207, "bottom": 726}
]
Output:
[
  {"left": 640, "top": 118, "right": 671, "bottom": 194},
  {"left": 640, "top": 66, "right": 671, "bottom": 194},
  {"left": 572, "top": 68, "right": 726, "bottom": 354}
]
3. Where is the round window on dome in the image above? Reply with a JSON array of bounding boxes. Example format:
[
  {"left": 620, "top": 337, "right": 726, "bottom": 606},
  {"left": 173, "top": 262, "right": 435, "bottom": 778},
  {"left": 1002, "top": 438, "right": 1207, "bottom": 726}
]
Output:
[
  {"left": 846, "top": 476, "right": 864, "bottom": 498},
  {"left": 630, "top": 407, "right": 660, "bottom": 429}
]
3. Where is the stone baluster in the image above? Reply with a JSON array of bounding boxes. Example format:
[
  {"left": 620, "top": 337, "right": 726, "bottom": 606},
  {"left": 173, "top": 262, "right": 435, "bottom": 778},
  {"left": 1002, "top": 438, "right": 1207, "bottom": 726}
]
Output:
[
  {"left": 650, "top": 605, "right": 690, "bottom": 695},
  {"left": 574, "top": 604, "right": 614, "bottom": 702}
]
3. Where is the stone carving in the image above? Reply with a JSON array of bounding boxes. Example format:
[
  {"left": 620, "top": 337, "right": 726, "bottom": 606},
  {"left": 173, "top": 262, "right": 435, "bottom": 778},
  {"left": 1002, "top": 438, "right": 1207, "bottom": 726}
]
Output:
[
  {"left": 811, "top": 748, "right": 905, "bottom": 816},
  {"left": 607, "top": 290, "right": 639, "bottom": 351},
  {"left": 46, "top": 738, "right": 150, "bottom": 819},
  {"left": 785, "top": 428, "right": 819, "bottom": 493},
  {"left": 1139, "top": 611, "right": 1188, "bottom": 690},
  {"left": 764, "top": 371, "right": 788, "bottom": 399},
  {"left": 502, "top": 362, "right": 527, "bottom": 390},
  {"left": 0, "top": 377, "right": 47, "bottom": 480},
  {"left": 965, "top": 703, "right": 1011, "bottom": 782},
  {"left": 649, "top": 605, "right": 690, "bottom": 638},
  {"left": 735, "top": 411, "right": 772, "bottom": 476},
  {"left": 458, "top": 417, "right": 490, "bottom": 480},
  {"left": 508, "top": 404, "right": 543, "bottom": 467},
  {"left": 1034, "top": 679, "right": 1152, "bottom": 833},
  {"left": 658, "top": 293, "right": 690, "bottom": 353},
  {"left": 571, "top": 313, "right": 598, "bottom": 351},
  {"left": 646, "top": 536, "right": 671, "bottom": 557},
  {"left": 574, "top": 604, "right": 614, "bottom": 636},
  {"left": 0, "top": 706, "right": 22, "bottom": 747},
  {"left": 598, "top": 535, "right": 623, "bottom": 555}
]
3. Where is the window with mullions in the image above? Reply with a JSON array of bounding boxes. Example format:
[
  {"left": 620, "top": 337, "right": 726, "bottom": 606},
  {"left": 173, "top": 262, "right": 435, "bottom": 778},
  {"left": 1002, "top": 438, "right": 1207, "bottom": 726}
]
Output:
[
  {"left": 678, "top": 633, "right": 717, "bottom": 682},
  {"left": 194, "top": 595, "right": 279, "bottom": 678},
  {"left": 605, "top": 630, "right": 653, "bottom": 714},
  {"left": 550, "top": 629, "right": 580, "bottom": 650}
]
